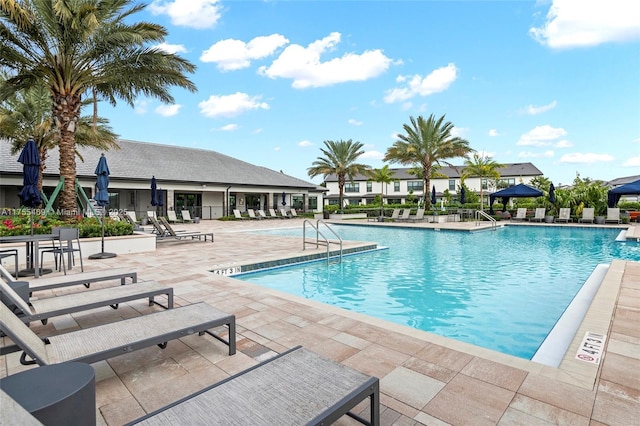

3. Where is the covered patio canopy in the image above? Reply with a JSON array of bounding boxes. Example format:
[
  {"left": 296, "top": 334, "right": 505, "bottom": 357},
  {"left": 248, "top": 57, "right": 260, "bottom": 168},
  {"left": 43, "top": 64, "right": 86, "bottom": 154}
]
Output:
[
  {"left": 608, "top": 179, "right": 640, "bottom": 207},
  {"left": 489, "top": 183, "right": 543, "bottom": 214}
]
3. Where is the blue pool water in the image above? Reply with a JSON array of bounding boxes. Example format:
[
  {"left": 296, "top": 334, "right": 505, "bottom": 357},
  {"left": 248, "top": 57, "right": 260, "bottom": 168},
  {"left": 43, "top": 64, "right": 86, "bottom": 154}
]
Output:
[{"left": 235, "top": 225, "right": 640, "bottom": 359}]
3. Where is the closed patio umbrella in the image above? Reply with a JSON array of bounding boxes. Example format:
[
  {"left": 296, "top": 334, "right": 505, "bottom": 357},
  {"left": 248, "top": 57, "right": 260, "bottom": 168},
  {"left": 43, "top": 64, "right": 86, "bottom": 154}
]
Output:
[
  {"left": 89, "top": 154, "right": 116, "bottom": 259},
  {"left": 281, "top": 191, "right": 287, "bottom": 207},
  {"left": 549, "top": 183, "right": 556, "bottom": 203},
  {"left": 431, "top": 185, "right": 436, "bottom": 207},
  {"left": 459, "top": 186, "right": 466, "bottom": 204},
  {"left": 151, "top": 176, "right": 158, "bottom": 206}
]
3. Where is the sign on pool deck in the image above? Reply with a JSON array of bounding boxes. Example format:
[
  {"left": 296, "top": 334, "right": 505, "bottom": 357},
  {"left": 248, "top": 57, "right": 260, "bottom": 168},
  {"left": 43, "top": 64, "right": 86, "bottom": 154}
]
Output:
[{"left": 575, "top": 331, "right": 607, "bottom": 364}]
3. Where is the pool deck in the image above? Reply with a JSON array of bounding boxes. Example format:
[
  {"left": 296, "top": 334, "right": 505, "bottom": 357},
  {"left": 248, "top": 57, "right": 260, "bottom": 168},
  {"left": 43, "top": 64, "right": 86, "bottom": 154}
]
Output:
[{"left": 1, "top": 218, "right": 638, "bottom": 425}]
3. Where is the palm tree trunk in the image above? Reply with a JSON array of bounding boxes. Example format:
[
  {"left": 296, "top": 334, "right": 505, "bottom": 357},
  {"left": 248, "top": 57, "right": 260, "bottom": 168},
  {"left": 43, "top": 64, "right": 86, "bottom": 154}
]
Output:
[
  {"left": 53, "top": 93, "right": 81, "bottom": 221},
  {"left": 338, "top": 174, "right": 345, "bottom": 212}
]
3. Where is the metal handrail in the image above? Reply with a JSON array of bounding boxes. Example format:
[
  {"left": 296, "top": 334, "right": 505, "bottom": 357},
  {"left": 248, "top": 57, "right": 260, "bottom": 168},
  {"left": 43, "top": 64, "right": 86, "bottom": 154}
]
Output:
[
  {"left": 475, "top": 210, "right": 497, "bottom": 230},
  {"left": 302, "top": 219, "right": 343, "bottom": 263}
]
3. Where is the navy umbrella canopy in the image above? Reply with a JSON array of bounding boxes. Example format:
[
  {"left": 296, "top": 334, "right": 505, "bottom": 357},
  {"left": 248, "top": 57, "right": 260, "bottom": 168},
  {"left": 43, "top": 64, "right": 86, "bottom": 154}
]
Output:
[
  {"left": 489, "top": 183, "right": 543, "bottom": 214},
  {"left": 431, "top": 185, "right": 436, "bottom": 206},
  {"left": 459, "top": 186, "right": 466, "bottom": 204},
  {"left": 151, "top": 176, "right": 158, "bottom": 206},
  {"left": 157, "top": 188, "right": 164, "bottom": 207},
  {"left": 281, "top": 191, "right": 287, "bottom": 206},
  {"left": 17, "top": 138, "right": 42, "bottom": 208},
  {"left": 548, "top": 183, "right": 556, "bottom": 204},
  {"left": 94, "top": 154, "right": 110, "bottom": 208},
  {"left": 608, "top": 179, "right": 640, "bottom": 207}
]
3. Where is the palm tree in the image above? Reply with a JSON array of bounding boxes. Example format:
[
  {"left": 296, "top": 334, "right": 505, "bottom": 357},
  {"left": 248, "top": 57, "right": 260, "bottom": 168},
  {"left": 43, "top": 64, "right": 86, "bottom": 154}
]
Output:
[
  {"left": 384, "top": 114, "right": 473, "bottom": 210},
  {"left": 0, "top": 78, "right": 119, "bottom": 196},
  {"left": 308, "top": 140, "right": 370, "bottom": 211},
  {"left": 0, "top": 0, "right": 196, "bottom": 218},
  {"left": 368, "top": 165, "right": 396, "bottom": 217},
  {"left": 462, "top": 153, "right": 504, "bottom": 211}
]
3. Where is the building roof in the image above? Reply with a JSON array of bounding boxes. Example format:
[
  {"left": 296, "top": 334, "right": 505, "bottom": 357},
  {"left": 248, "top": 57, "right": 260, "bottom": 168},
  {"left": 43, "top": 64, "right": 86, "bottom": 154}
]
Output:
[
  {"left": 607, "top": 175, "right": 640, "bottom": 187},
  {"left": 323, "top": 162, "right": 544, "bottom": 182},
  {"left": 1, "top": 139, "right": 319, "bottom": 190}
]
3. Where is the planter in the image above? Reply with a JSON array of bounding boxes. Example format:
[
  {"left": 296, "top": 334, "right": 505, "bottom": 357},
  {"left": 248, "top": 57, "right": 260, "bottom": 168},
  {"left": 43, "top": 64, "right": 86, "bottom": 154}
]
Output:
[
  {"left": 595, "top": 216, "right": 605, "bottom": 224},
  {"left": 544, "top": 216, "right": 554, "bottom": 223}
]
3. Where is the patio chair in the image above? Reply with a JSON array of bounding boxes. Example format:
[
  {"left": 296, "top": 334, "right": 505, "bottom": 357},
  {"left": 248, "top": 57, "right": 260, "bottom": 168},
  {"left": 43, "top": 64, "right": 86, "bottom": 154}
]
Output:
[
  {"left": 146, "top": 211, "right": 156, "bottom": 220},
  {"left": 0, "top": 301, "right": 236, "bottom": 366},
  {"left": 396, "top": 209, "right": 411, "bottom": 222},
  {"left": 409, "top": 208, "right": 426, "bottom": 222},
  {"left": 556, "top": 208, "right": 571, "bottom": 223},
  {"left": 233, "top": 209, "right": 248, "bottom": 220},
  {"left": 126, "top": 346, "right": 379, "bottom": 426},
  {"left": 0, "top": 277, "right": 173, "bottom": 325},
  {"left": 158, "top": 217, "right": 213, "bottom": 242},
  {"left": 578, "top": 207, "right": 595, "bottom": 223},
  {"left": 148, "top": 216, "right": 169, "bottom": 236},
  {"left": 126, "top": 211, "right": 139, "bottom": 223},
  {"left": 268, "top": 208, "right": 282, "bottom": 219},
  {"left": 389, "top": 208, "right": 400, "bottom": 221},
  {"left": 119, "top": 212, "right": 144, "bottom": 231},
  {"left": 279, "top": 208, "right": 292, "bottom": 218},
  {"left": 166, "top": 210, "right": 182, "bottom": 223},
  {"left": 247, "top": 209, "right": 260, "bottom": 220},
  {"left": 605, "top": 208, "right": 621, "bottom": 224},
  {"left": 0, "top": 249, "right": 18, "bottom": 279},
  {"left": 257, "top": 209, "right": 270, "bottom": 219},
  {"left": 512, "top": 208, "right": 527, "bottom": 221},
  {"left": 530, "top": 208, "right": 546, "bottom": 222},
  {"left": 40, "top": 227, "right": 83, "bottom": 274},
  {"left": 289, "top": 208, "right": 298, "bottom": 218},
  {"left": 181, "top": 210, "right": 193, "bottom": 223},
  {"left": 0, "top": 263, "right": 136, "bottom": 293}
]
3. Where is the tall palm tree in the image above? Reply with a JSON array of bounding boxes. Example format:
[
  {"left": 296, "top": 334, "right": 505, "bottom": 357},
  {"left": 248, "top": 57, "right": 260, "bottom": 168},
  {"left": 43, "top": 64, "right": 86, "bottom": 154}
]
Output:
[
  {"left": 462, "top": 153, "right": 504, "bottom": 211},
  {"left": 0, "top": 78, "right": 119, "bottom": 196},
  {"left": 384, "top": 114, "right": 473, "bottom": 210},
  {"left": 0, "top": 0, "right": 196, "bottom": 218},
  {"left": 368, "top": 165, "right": 396, "bottom": 217},
  {"left": 308, "top": 140, "right": 370, "bottom": 211}
]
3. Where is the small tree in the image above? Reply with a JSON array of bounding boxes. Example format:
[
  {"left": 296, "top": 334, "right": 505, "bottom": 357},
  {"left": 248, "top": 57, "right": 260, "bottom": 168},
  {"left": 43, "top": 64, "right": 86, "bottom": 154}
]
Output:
[
  {"left": 368, "top": 165, "right": 396, "bottom": 217},
  {"left": 462, "top": 153, "right": 504, "bottom": 211}
]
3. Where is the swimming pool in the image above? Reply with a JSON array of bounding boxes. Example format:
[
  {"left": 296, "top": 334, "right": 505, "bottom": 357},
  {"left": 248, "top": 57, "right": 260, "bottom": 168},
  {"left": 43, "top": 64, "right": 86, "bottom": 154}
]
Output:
[{"left": 235, "top": 225, "right": 639, "bottom": 359}]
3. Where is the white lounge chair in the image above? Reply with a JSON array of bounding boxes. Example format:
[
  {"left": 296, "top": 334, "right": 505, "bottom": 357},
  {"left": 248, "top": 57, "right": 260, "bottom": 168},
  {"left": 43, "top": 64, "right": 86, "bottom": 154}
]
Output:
[
  {"left": 167, "top": 210, "right": 181, "bottom": 223},
  {"left": 396, "top": 209, "right": 411, "bottom": 222},
  {"left": 289, "top": 209, "right": 298, "bottom": 218},
  {"left": 146, "top": 211, "right": 156, "bottom": 220},
  {"left": 530, "top": 208, "right": 546, "bottom": 222},
  {"left": 556, "top": 208, "right": 571, "bottom": 223},
  {"left": 0, "top": 301, "right": 236, "bottom": 365},
  {"left": 579, "top": 207, "right": 594, "bottom": 223},
  {"left": 605, "top": 208, "right": 621, "bottom": 224},
  {"left": 181, "top": 210, "right": 193, "bottom": 223},
  {"left": 512, "top": 208, "right": 527, "bottom": 221},
  {"left": 268, "top": 208, "right": 281, "bottom": 219},
  {"left": 279, "top": 208, "right": 291, "bottom": 219},
  {"left": 389, "top": 208, "right": 400, "bottom": 221},
  {"left": 409, "top": 208, "right": 425, "bottom": 222},
  {"left": 247, "top": 209, "right": 260, "bottom": 220},
  {"left": 233, "top": 209, "right": 248, "bottom": 220},
  {"left": 257, "top": 209, "right": 270, "bottom": 219}
]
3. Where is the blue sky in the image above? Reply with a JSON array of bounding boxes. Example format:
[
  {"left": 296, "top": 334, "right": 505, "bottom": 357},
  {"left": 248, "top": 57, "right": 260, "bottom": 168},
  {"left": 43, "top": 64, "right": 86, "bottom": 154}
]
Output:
[{"left": 99, "top": 0, "right": 640, "bottom": 186}]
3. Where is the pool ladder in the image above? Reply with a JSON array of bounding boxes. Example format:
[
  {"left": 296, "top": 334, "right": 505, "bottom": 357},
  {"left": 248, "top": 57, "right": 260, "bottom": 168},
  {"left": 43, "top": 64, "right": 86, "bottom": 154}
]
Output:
[
  {"left": 302, "top": 219, "right": 343, "bottom": 263},
  {"left": 475, "top": 210, "right": 497, "bottom": 230}
]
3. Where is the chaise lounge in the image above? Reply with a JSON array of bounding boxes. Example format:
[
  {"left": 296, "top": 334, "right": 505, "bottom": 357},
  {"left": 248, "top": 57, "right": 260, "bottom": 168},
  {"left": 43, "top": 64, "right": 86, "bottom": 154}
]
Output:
[
  {"left": 158, "top": 217, "right": 213, "bottom": 242},
  {"left": 0, "top": 301, "right": 236, "bottom": 365},
  {"left": 126, "top": 345, "right": 379, "bottom": 426},
  {"left": 0, "top": 278, "right": 173, "bottom": 325}
]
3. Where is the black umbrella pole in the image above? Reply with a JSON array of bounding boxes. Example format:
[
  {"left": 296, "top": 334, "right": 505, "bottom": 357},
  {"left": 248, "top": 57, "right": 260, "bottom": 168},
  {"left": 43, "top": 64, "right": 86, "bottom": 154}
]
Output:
[{"left": 89, "top": 212, "right": 117, "bottom": 259}]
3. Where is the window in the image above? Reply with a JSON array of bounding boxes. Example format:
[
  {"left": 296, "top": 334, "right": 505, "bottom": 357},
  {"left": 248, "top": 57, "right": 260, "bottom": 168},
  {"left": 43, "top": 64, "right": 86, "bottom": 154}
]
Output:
[
  {"left": 498, "top": 178, "right": 515, "bottom": 188},
  {"left": 366, "top": 182, "right": 372, "bottom": 192},
  {"left": 348, "top": 199, "right": 359, "bottom": 206},
  {"left": 387, "top": 198, "right": 401, "bottom": 204},
  {"left": 328, "top": 199, "right": 339, "bottom": 205},
  {"left": 481, "top": 179, "right": 488, "bottom": 190},
  {"left": 407, "top": 181, "right": 423, "bottom": 191},
  {"left": 394, "top": 181, "right": 400, "bottom": 192},
  {"left": 449, "top": 180, "right": 456, "bottom": 191},
  {"left": 344, "top": 182, "right": 359, "bottom": 193},
  {"left": 309, "top": 197, "right": 317, "bottom": 210}
]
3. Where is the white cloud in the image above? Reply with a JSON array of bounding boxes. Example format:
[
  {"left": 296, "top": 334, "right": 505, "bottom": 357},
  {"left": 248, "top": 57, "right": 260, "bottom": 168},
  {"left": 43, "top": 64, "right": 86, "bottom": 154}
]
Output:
[
  {"left": 252, "top": 128, "right": 263, "bottom": 134},
  {"left": 525, "top": 100, "right": 557, "bottom": 115},
  {"left": 450, "top": 127, "right": 468, "bottom": 138},
  {"left": 361, "top": 150, "right": 384, "bottom": 160},
  {"left": 530, "top": 0, "right": 640, "bottom": 49},
  {"left": 274, "top": 146, "right": 281, "bottom": 152},
  {"left": 198, "top": 92, "right": 269, "bottom": 118},
  {"left": 554, "top": 140, "right": 573, "bottom": 148},
  {"left": 518, "top": 150, "right": 555, "bottom": 158},
  {"left": 201, "top": 34, "right": 289, "bottom": 71},
  {"left": 517, "top": 125, "right": 567, "bottom": 146},
  {"left": 149, "top": 0, "right": 222, "bottom": 29},
  {"left": 488, "top": 129, "right": 499, "bottom": 137},
  {"left": 219, "top": 124, "right": 239, "bottom": 131},
  {"left": 559, "top": 152, "right": 615, "bottom": 163},
  {"left": 134, "top": 99, "right": 149, "bottom": 114},
  {"left": 298, "top": 140, "right": 313, "bottom": 147},
  {"left": 154, "top": 42, "right": 187, "bottom": 54},
  {"left": 401, "top": 102, "right": 413, "bottom": 111},
  {"left": 622, "top": 156, "right": 640, "bottom": 167},
  {"left": 155, "top": 104, "right": 181, "bottom": 117},
  {"left": 258, "top": 32, "right": 393, "bottom": 88},
  {"left": 348, "top": 119, "right": 363, "bottom": 126},
  {"left": 384, "top": 63, "right": 458, "bottom": 103}
]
